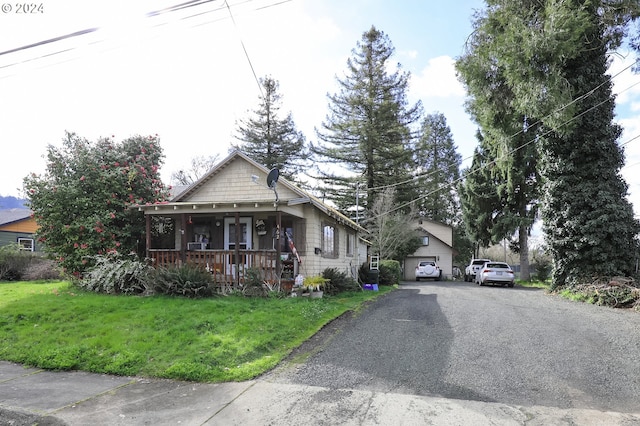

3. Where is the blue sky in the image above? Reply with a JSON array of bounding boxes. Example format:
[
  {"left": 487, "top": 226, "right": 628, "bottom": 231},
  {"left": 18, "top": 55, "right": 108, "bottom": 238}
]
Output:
[{"left": 1, "top": 0, "right": 638, "bottom": 219}]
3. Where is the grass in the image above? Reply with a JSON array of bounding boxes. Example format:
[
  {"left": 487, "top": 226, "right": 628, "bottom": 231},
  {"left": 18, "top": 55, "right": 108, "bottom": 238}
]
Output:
[
  {"left": 0, "top": 280, "right": 391, "bottom": 382},
  {"left": 517, "top": 279, "right": 551, "bottom": 289}
]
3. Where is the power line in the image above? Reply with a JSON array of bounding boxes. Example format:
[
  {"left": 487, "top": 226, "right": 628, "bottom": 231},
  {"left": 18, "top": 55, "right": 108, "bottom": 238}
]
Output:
[
  {"left": 224, "top": 0, "right": 264, "bottom": 99},
  {"left": 0, "top": 0, "right": 289, "bottom": 79},
  {"left": 365, "top": 59, "right": 640, "bottom": 195},
  {"left": 364, "top": 70, "right": 640, "bottom": 223},
  {"left": 0, "top": 28, "right": 98, "bottom": 58}
]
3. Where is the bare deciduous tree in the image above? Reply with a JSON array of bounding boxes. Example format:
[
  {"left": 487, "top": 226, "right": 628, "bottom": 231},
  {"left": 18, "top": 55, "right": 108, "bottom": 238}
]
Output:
[{"left": 171, "top": 154, "right": 220, "bottom": 186}]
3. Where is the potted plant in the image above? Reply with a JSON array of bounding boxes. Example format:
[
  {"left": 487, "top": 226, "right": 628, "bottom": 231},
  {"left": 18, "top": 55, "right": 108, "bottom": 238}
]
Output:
[{"left": 303, "top": 275, "right": 329, "bottom": 298}]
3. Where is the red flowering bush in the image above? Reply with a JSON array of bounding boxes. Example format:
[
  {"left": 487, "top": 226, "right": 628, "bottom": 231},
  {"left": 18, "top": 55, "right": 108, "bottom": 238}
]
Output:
[{"left": 23, "top": 132, "right": 170, "bottom": 276}]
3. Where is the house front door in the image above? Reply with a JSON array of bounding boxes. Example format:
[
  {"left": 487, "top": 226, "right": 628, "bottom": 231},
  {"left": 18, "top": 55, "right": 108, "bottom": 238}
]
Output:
[{"left": 224, "top": 217, "right": 252, "bottom": 275}]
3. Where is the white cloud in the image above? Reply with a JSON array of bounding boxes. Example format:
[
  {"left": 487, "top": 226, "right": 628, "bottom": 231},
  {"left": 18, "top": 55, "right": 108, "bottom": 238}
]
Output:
[{"left": 411, "top": 55, "right": 466, "bottom": 98}]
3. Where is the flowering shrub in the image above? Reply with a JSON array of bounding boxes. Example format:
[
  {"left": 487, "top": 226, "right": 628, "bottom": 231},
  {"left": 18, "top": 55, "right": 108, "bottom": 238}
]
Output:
[{"left": 23, "top": 132, "right": 170, "bottom": 276}]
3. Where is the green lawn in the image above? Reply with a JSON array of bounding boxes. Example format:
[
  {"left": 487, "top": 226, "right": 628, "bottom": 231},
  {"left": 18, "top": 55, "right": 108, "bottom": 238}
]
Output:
[{"left": 0, "top": 281, "right": 391, "bottom": 382}]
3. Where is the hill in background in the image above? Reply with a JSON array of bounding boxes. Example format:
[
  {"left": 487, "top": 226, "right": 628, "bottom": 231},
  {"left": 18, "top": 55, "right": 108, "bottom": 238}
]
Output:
[{"left": 0, "top": 196, "right": 29, "bottom": 210}]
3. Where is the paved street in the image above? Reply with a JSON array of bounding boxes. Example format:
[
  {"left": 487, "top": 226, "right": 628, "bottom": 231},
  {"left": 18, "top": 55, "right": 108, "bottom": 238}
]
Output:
[{"left": 266, "top": 281, "right": 640, "bottom": 413}]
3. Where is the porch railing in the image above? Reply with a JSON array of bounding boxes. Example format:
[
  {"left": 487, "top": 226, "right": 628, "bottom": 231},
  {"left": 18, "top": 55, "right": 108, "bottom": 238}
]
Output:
[{"left": 148, "top": 249, "right": 285, "bottom": 288}]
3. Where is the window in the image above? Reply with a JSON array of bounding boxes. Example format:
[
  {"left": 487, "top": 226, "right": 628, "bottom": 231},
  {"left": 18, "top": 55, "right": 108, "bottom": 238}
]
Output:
[
  {"left": 421, "top": 236, "right": 429, "bottom": 246},
  {"left": 321, "top": 223, "right": 338, "bottom": 258},
  {"left": 346, "top": 232, "right": 354, "bottom": 256},
  {"left": 18, "top": 238, "right": 34, "bottom": 251}
]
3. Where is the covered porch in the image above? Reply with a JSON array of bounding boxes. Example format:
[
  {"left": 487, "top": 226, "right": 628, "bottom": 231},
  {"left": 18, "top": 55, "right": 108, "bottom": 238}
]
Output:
[
  {"left": 136, "top": 200, "right": 306, "bottom": 289},
  {"left": 147, "top": 248, "right": 293, "bottom": 289}
]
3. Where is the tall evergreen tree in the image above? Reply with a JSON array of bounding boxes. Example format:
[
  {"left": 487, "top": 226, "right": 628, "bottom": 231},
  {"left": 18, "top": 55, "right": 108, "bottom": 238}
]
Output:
[
  {"left": 456, "top": 8, "right": 541, "bottom": 280},
  {"left": 311, "top": 26, "right": 423, "bottom": 217},
  {"left": 232, "top": 76, "right": 309, "bottom": 182},
  {"left": 539, "top": 3, "right": 639, "bottom": 288},
  {"left": 458, "top": 132, "right": 504, "bottom": 257},
  {"left": 414, "top": 113, "right": 462, "bottom": 225},
  {"left": 461, "top": 0, "right": 640, "bottom": 287}
]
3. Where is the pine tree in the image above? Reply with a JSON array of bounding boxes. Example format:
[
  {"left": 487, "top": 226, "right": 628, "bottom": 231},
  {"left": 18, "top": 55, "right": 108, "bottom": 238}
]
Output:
[
  {"left": 311, "top": 26, "right": 423, "bottom": 217},
  {"left": 232, "top": 76, "right": 309, "bottom": 182},
  {"left": 414, "top": 113, "right": 462, "bottom": 225},
  {"left": 458, "top": 132, "right": 503, "bottom": 256}
]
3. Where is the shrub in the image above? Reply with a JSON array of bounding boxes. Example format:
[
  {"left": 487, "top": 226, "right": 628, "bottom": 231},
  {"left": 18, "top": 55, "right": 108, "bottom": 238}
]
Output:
[
  {"left": 358, "top": 262, "right": 379, "bottom": 285},
  {"left": 0, "top": 244, "right": 34, "bottom": 281},
  {"left": 303, "top": 274, "right": 329, "bottom": 291},
  {"left": 243, "top": 266, "right": 265, "bottom": 295},
  {"left": 322, "top": 267, "right": 359, "bottom": 295},
  {"left": 533, "top": 261, "right": 552, "bottom": 282},
  {"left": 379, "top": 260, "right": 401, "bottom": 285},
  {"left": 77, "top": 254, "right": 153, "bottom": 294},
  {"left": 149, "top": 263, "right": 216, "bottom": 298},
  {"left": 22, "top": 257, "right": 62, "bottom": 281}
]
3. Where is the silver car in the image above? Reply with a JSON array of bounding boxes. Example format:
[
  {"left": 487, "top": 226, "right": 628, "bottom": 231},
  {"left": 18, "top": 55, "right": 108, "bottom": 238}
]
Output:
[{"left": 476, "top": 261, "right": 515, "bottom": 287}]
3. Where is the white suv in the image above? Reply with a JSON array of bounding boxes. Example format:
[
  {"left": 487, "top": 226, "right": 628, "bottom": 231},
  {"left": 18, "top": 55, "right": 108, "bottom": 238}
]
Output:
[
  {"left": 415, "top": 261, "right": 442, "bottom": 281},
  {"left": 464, "top": 258, "right": 491, "bottom": 282}
]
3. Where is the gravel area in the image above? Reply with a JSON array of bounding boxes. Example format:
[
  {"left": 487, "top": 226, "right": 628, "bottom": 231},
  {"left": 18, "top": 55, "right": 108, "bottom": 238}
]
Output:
[{"left": 265, "top": 281, "right": 640, "bottom": 413}]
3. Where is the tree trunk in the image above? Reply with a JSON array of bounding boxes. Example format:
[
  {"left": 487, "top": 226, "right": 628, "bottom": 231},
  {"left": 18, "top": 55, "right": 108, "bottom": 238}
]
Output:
[{"left": 519, "top": 224, "right": 530, "bottom": 281}]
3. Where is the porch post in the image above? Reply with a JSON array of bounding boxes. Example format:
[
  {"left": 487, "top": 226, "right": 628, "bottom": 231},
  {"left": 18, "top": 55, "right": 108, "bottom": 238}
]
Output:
[
  {"left": 180, "top": 213, "right": 187, "bottom": 263},
  {"left": 234, "top": 212, "right": 240, "bottom": 287},
  {"left": 145, "top": 214, "right": 151, "bottom": 258},
  {"left": 276, "top": 210, "right": 282, "bottom": 282}
]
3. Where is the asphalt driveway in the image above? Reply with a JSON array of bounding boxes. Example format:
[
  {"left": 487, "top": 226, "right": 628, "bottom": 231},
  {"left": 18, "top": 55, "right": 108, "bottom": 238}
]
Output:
[{"left": 266, "top": 281, "right": 640, "bottom": 414}]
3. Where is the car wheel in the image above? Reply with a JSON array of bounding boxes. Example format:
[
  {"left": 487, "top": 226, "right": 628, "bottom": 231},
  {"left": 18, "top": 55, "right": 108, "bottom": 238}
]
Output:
[
  {"left": 416, "top": 277, "right": 420, "bottom": 282},
  {"left": 508, "top": 282, "right": 514, "bottom": 288}
]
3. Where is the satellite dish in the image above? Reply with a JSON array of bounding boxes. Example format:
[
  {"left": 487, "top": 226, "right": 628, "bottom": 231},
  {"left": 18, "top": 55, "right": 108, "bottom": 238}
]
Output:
[
  {"left": 266, "top": 168, "right": 280, "bottom": 203},
  {"left": 266, "top": 168, "right": 279, "bottom": 189}
]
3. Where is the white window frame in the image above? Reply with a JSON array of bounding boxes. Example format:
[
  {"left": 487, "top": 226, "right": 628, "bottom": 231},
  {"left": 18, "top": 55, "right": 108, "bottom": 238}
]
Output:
[{"left": 18, "top": 237, "right": 34, "bottom": 251}]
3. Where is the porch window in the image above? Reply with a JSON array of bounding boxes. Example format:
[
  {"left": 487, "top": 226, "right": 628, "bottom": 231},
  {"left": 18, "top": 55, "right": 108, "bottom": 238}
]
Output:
[
  {"left": 321, "top": 223, "right": 338, "bottom": 258},
  {"left": 151, "top": 216, "right": 175, "bottom": 249}
]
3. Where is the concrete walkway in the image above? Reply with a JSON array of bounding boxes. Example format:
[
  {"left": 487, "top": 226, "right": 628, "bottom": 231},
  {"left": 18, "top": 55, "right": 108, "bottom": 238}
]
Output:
[{"left": 1, "top": 361, "right": 639, "bottom": 425}]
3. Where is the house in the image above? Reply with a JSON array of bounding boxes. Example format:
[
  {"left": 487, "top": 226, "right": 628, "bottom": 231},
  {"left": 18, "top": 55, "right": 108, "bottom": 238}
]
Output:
[
  {"left": 131, "top": 150, "right": 369, "bottom": 289},
  {"left": 404, "top": 218, "right": 454, "bottom": 280},
  {"left": 0, "top": 209, "right": 38, "bottom": 251}
]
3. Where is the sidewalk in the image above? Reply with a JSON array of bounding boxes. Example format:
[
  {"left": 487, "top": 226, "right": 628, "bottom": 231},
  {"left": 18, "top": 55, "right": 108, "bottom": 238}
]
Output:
[{"left": 1, "top": 361, "right": 639, "bottom": 425}]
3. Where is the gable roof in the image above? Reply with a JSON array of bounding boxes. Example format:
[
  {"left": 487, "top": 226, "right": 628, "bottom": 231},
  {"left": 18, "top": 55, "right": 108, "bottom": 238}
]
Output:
[
  {"left": 414, "top": 218, "right": 453, "bottom": 248},
  {"left": 169, "top": 150, "right": 367, "bottom": 234},
  {"left": 0, "top": 209, "right": 32, "bottom": 226}
]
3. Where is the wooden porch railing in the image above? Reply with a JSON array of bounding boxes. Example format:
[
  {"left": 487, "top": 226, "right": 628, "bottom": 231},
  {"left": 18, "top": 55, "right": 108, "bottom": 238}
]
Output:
[{"left": 148, "top": 249, "right": 285, "bottom": 288}]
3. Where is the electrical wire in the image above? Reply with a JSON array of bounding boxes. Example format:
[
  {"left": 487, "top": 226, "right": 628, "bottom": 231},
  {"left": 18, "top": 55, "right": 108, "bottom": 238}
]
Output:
[
  {"left": 0, "top": 0, "right": 289, "bottom": 80},
  {"left": 224, "top": 0, "right": 264, "bottom": 99},
  {"left": 363, "top": 70, "right": 640, "bottom": 223},
  {"left": 364, "top": 60, "right": 640, "bottom": 195}
]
